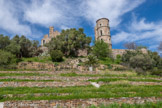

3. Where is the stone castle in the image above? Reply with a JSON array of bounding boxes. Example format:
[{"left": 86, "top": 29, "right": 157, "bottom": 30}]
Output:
[
  {"left": 41, "top": 26, "right": 60, "bottom": 46},
  {"left": 41, "top": 18, "right": 147, "bottom": 57}
]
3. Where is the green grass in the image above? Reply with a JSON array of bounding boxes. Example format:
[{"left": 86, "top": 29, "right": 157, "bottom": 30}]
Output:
[
  {"left": 60, "top": 72, "right": 134, "bottom": 77},
  {"left": 21, "top": 56, "right": 53, "bottom": 63},
  {"left": 0, "top": 78, "right": 59, "bottom": 82},
  {"left": 89, "top": 101, "right": 162, "bottom": 108},
  {"left": 88, "top": 77, "right": 162, "bottom": 83},
  {"left": 99, "top": 57, "right": 115, "bottom": 65},
  {"left": 0, "top": 73, "right": 51, "bottom": 77},
  {"left": 0, "top": 84, "right": 161, "bottom": 101}
]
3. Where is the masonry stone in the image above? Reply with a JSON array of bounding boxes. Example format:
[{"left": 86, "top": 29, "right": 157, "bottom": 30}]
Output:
[
  {"left": 95, "top": 18, "right": 112, "bottom": 49},
  {"left": 95, "top": 18, "right": 147, "bottom": 58},
  {"left": 41, "top": 26, "right": 60, "bottom": 46}
]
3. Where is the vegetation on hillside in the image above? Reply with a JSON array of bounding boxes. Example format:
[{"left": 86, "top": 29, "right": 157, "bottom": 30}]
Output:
[
  {"left": 46, "top": 28, "right": 91, "bottom": 58},
  {"left": 0, "top": 34, "right": 43, "bottom": 69}
]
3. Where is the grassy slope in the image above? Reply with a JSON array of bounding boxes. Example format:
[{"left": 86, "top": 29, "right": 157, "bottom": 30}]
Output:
[
  {"left": 0, "top": 69, "right": 161, "bottom": 102},
  {"left": 0, "top": 84, "right": 161, "bottom": 101}
]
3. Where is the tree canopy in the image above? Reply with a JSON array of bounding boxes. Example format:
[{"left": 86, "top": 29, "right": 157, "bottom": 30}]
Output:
[
  {"left": 0, "top": 34, "right": 41, "bottom": 58},
  {"left": 92, "top": 40, "right": 111, "bottom": 59},
  {"left": 47, "top": 28, "right": 91, "bottom": 57}
]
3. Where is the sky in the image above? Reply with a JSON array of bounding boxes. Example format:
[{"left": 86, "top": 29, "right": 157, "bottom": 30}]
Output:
[{"left": 0, "top": 0, "right": 162, "bottom": 54}]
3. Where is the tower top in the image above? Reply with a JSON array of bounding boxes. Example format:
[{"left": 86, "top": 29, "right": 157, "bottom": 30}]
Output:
[{"left": 96, "top": 18, "right": 109, "bottom": 23}]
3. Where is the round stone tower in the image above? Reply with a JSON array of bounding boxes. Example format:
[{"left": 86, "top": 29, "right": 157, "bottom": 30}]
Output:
[{"left": 95, "top": 18, "right": 112, "bottom": 49}]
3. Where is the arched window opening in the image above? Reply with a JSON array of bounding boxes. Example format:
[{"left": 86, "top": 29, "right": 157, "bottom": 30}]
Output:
[
  {"left": 100, "top": 30, "right": 103, "bottom": 36},
  {"left": 43, "top": 40, "right": 45, "bottom": 45}
]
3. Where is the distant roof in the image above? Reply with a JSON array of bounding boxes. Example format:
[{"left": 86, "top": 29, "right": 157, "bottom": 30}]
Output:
[{"left": 96, "top": 18, "right": 109, "bottom": 23}]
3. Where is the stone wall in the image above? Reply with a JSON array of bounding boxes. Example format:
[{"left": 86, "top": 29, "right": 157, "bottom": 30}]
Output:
[
  {"left": 112, "top": 48, "right": 147, "bottom": 58},
  {"left": 41, "top": 26, "right": 60, "bottom": 46},
  {"left": 3, "top": 97, "right": 162, "bottom": 108},
  {"left": 18, "top": 62, "right": 55, "bottom": 70},
  {"left": 77, "top": 49, "right": 88, "bottom": 56}
]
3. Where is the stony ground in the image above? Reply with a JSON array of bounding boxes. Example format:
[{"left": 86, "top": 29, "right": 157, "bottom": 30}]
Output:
[{"left": 0, "top": 70, "right": 161, "bottom": 108}]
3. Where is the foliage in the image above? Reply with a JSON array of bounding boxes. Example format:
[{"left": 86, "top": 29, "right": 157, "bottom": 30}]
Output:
[
  {"left": 115, "top": 55, "right": 122, "bottom": 64},
  {"left": 0, "top": 34, "right": 10, "bottom": 50},
  {"left": 50, "top": 50, "right": 64, "bottom": 62},
  {"left": 21, "top": 56, "right": 52, "bottom": 63},
  {"left": 47, "top": 28, "right": 91, "bottom": 57},
  {"left": 85, "top": 55, "right": 98, "bottom": 66},
  {"left": 0, "top": 34, "right": 42, "bottom": 58},
  {"left": 0, "top": 50, "right": 17, "bottom": 65},
  {"left": 124, "top": 42, "right": 147, "bottom": 50},
  {"left": 151, "top": 68, "right": 162, "bottom": 77},
  {"left": 0, "top": 85, "right": 161, "bottom": 101},
  {"left": 99, "top": 57, "right": 114, "bottom": 66},
  {"left": 124, "top": 42, "right": 137, "bottom": 49},
  {"left": 129, "top": 54, "right": 154, "bottom": 71},
  {"left": 92, "top": 40, "right": 111, "bottom": 59},
  {"left": 122, "top": 49, "right": 162, "bottom": 76}
]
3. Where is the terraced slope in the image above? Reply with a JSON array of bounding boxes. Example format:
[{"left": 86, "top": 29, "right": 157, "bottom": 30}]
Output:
[{"left": 0, "top": 70, "right": 161, "bottom": 108}]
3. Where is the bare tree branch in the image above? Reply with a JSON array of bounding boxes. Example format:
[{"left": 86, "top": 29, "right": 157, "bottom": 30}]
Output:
[{"left": 124, "top": 42, "right": 137, "bottom": 49}]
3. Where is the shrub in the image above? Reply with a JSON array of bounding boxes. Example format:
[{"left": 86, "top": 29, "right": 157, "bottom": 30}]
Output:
[
  {"left": 151, "top": 68, "right": 162, "bottom": 76},
  {"left": 129, "top": 54, "right": 154, "bottom": 71},
  {"left": 115, "top": 55, "right": 122, "bottom": 64},
  {"left": 92, "top": 40, "right": 111, "bottom": 59},
  {"left": 50, "top": 50, "right": 63, "bottom": 62},
  {"left": 85, "top": 55, "right": 98, "bottom": 67},
  {"left": 0, "top": 50, "right": 17, "bottom": 65}
]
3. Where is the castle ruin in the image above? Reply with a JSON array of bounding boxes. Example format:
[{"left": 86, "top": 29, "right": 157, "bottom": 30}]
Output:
[
  {"left": 41, "top": 26, "right": 60, "bottom": 46},
  {"left": 95, "top": 18, "right": 147, "bottom": 58},
  {"left": 41, "top": 18, "right": 147, "bottom": 57}
]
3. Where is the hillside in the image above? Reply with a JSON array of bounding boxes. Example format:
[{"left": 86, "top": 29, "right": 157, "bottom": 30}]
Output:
[{"left": 0, "top": 69, "right": 161, "bottom": 107}]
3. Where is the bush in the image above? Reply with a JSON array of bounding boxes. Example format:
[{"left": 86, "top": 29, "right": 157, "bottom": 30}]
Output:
[
  {"left": 50, "top": 50, "right": 63, "bottom": 62},
  {"left": 151, "top": 68, "right": 162, "bottom": 76},
  {"left": 115, "top": 55, "right": 122, "bottom": 64},
  {"left": 0, "top": 50, "right": 17, "bottom": 65},
  {"left": 85, "top": 55, "right": 98, "bottom": 66},
  {"left": 92, "top": 40, "right": 111, "bottom": 59},
  {"left": 129, "top": 54, "right": 154, "bottom": 71}
]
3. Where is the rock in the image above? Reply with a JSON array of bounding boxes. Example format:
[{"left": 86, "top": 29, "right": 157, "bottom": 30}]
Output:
[{"left": 90, "top": 82, "right": 100, "bottom": 88}]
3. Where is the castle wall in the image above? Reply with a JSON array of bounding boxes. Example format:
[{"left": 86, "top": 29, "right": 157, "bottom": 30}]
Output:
[
  {"left": 112, "top": 48, "right": 147, "bottom": 58},
  {"left": 41, "top": 27, "right": 60, "bottom": 46}
]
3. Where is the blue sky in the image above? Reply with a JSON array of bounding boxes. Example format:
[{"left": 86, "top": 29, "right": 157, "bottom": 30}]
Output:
[{"left": 0, "top": 0, "right": 162, "bottom": 53}]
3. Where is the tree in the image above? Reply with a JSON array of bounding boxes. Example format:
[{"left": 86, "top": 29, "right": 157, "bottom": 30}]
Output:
[
  {"left": 85, "top": 55, "right": 98, "bottom": 71},
  {"left": 129, "top": 54, "right": 154, "bottom": 71},
  {"left": 50, "top": 50, "right": 63, "bottom": 62},
  {"left": 0, "top": 34, "right": 10, "bottom": 50},
  {"left": 5, "top": 41, "right": 21, "bottom": 58},
  {"left": 92, "top": 40, "right": 111, "bottom": 59},
  {"left": 0, "top": 50, "right": 16, "bottom": 65},
  {"left": 47, "top": 28, "right": 91, "bottom": 57},
  {"left": 124, "top": 42, "right": 137, "bottom": 49}
]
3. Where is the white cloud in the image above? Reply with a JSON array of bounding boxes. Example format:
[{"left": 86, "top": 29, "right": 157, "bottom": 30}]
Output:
[
  {"left": 24, "top": 0, "right": 80, "bottom": 28},
  {"left": 0, "top": 0, "right": 147, "bottom": 40},
  {"left": 81, "top": 0, "right": 145, "bottom": 28},
  {"left": 0, "top": 0, "right": 31, "bottom": 36},
  {"left": 112, "top": 15, "right": 162, "bottom": 51}
]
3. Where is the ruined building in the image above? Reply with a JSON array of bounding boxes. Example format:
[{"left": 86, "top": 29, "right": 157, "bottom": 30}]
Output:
[
  {"left": 41, "top": 26, "right": 60, "bottom": 46},
  {"left": 41, "top": 18, "right": 147, "bottom": 57},
  {"left": 95, "top": 18, "right": 147, "bottom": 58}
]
